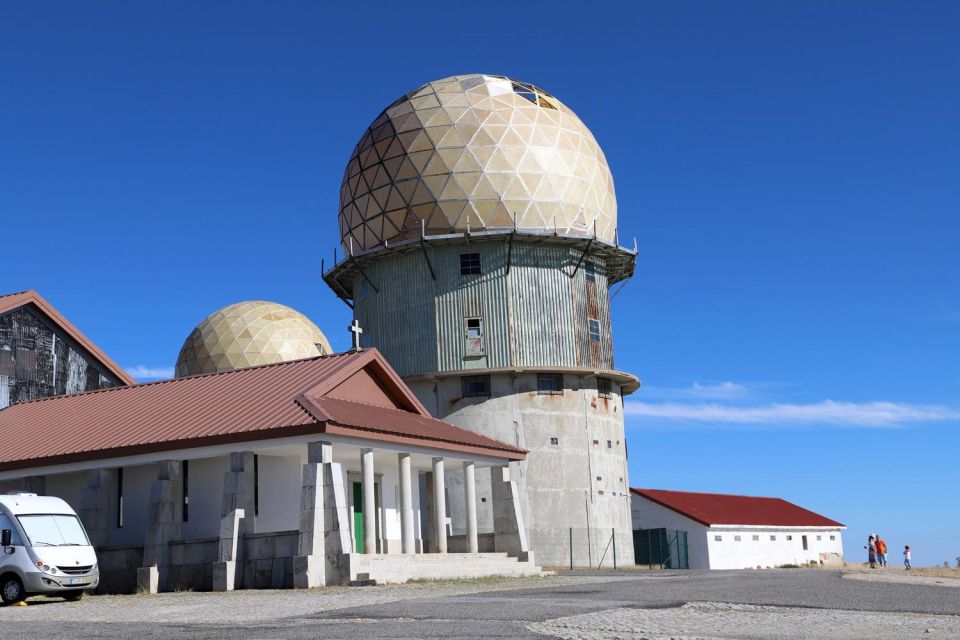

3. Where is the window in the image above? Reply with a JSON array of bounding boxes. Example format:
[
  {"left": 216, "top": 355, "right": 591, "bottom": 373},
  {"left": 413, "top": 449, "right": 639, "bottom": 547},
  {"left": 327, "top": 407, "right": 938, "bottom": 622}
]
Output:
[
  {"left": 598, "top": 490, "right": 604, "bottom": 496},
  {"left": 17, "top": 515, "right": 89, "bottom": 547},
  {"left": 786, "top": 535, "right": 792, "bottom": 541},
  {"left": 770, "top": 535, "right": 777, "bottom": 541},
  {"left": 116, "top": 467, "right": 124, "bottom": 528},
  {"left": 182, "top": 460, "right": 189, "bottom": 523},
  {"left": 464, "top": 317, "right": 484, "bottom": 355},
  {"left": 462, "top": 375, "right": 491, "bottom": 398},
  {"left": 596, "top": 476, "right": 602, "bottom": 481},
  {"left": 585, "top": 260, "right": 596, "bottom": 283},
  {"left": 734, "top": 535, "right": 742, "bottom": 542},
  {"left": 588, "top": 318, "right": 601, "bottom": 342},
  {"left": 0, "top": 514, "right": 24, "bottom": 545},
  {"left": 592, "top": 439, "right": 599, "bottom": 445},
  {"left": 254, "top": 454, "right": 260, "bottom": 517},
  {"left": 465, "top": 317, "right": 482, "bottom": 339},
  {"left": 549, "top": 437, "right": 559, "bottom": 445},
  {"left": 597, "top": 377, "right": 612, "bottom": 398},
  {"left": 714, "top": 535, "right": 722, "bottom": 542},
  {"left": 830, "top": 535, "right": 836, "bottom": 541},
  {"left": 817, "top": 535, "right": 822, "bottom": 541},
  {"left": 459, "top": 252, "right": 481, "bottom": 275},
  {"left": 606, "top": 440, "right": 612, "bottom": 448},
  {"left": 537, "top": 373, "right": 563, "bottom": 395},
  {"left": 752, "top": 535, "right": 760, "bottom": 541}
]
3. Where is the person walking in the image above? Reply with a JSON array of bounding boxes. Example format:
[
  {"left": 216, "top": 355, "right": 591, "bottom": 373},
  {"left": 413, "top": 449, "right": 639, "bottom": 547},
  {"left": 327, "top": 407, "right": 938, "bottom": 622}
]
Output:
[
  {"left": 866, "top": 535, "right": 877, "bottom": 568},
  {"left": 876, "top": 535, "right": 888, "bottom": 567},
  {"left": 903, "top": 545, "right": 912, "bottom": 570}
]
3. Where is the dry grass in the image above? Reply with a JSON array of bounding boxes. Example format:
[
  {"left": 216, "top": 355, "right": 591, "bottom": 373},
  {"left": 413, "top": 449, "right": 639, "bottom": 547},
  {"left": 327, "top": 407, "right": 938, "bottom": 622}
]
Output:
[{"left": 841, "top": 563, "right": 960, "bottom": 579}]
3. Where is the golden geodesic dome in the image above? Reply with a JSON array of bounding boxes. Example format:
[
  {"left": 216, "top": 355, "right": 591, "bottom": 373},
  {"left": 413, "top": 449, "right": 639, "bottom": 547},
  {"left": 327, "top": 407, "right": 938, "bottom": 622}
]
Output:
[
  {"left": 339, "top": 74, "right": 617, "bottom": 252},
  {"left": 174, "top": 301, "right": 333, "bottom": 377}
]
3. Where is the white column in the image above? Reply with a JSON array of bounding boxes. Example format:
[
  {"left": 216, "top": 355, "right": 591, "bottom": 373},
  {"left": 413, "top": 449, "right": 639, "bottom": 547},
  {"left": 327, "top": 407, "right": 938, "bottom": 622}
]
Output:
[
  {"left": 398, "top": 453, "right": 415, "bottom": 554},
  {"left": 432, "top": 457, "right": 447, "bottom": 553},
  {"left": 361, "top": 448, "right": 376, "bottom": 554},
  {"left": 463, "top": 461, "right": 478, "bottom": 554}
]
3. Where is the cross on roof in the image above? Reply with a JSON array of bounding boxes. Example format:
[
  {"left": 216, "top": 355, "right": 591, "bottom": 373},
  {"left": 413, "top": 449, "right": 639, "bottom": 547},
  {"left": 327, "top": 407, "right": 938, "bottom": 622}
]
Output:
[{"left": 348, "top": 319, "right": 363, "bottom": 350}]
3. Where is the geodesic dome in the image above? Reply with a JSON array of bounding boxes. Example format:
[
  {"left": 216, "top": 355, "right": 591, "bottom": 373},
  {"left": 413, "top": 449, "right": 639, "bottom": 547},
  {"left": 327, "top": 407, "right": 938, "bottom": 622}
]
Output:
[
  {"left": 175, "top": 301, "right": 332, "bottom": 377},
  {"left": 339, "top": 74, "right": 617, "bottom": 252}
]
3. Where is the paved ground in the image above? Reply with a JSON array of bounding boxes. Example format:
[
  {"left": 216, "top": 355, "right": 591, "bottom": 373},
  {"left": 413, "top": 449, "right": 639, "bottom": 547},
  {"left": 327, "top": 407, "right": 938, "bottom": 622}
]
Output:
[{"left": 2, "top": 569, "right": 959, "bottom": 639}]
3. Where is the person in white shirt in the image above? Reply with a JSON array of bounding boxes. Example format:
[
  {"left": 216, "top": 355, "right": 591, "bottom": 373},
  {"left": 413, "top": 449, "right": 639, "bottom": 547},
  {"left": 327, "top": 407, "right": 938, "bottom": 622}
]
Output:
[{"left": 903, "top": 545, "right": 912, "bottom": 570}]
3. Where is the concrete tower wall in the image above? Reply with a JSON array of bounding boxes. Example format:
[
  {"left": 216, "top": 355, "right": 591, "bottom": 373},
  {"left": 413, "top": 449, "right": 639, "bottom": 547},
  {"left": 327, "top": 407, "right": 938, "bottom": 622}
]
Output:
[
  {"left": 352, "top": 240, "right": 613, "bottom": 376},
  {"left": 348, "top": 239, "right": 633, "bottom": 566}
]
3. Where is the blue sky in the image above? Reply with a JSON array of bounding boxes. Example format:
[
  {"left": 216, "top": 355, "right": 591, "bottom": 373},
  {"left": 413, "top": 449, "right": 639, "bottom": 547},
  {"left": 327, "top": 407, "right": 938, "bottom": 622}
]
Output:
[{"left": 2, "top": 1, "right": 958, "bottom": 565}]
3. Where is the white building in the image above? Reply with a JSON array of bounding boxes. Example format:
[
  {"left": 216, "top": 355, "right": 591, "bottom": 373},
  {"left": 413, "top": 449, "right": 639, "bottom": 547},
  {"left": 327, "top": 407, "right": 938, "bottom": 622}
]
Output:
[
  {"left": 631, "top": 488, "right": 845, "bottom": 570},
  {"left": 0, "top": 349, "right": 539, "bottom": 593}
]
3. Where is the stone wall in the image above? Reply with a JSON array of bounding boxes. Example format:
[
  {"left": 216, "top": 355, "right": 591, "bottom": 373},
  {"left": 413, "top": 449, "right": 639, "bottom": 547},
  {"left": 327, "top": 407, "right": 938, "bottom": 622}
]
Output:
[{"left": 94, "top": 530, "right": 299, "bottom": 593}]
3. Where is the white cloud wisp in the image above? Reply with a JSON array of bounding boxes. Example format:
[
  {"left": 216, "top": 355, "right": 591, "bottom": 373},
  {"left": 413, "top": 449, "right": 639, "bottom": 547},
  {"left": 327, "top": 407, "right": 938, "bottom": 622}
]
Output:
[
  {"left": 126, "top": 365, "right": 174, "bottom": 380},
  {"left": 624, "top": 400, "right": 960, "bottom": 428}
]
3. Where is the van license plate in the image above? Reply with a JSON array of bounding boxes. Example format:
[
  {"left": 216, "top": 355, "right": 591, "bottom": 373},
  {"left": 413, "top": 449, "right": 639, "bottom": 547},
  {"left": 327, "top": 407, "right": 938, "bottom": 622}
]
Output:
[{"left": 66, "top": 578, "right": 87, "bottom": 585}]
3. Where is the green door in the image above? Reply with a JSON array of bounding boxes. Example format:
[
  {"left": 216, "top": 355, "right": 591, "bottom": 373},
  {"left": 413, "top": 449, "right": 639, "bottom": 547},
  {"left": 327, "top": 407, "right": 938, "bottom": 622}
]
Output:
[{"left": 353, "top": 482, "right": 364, "bottom": 553}]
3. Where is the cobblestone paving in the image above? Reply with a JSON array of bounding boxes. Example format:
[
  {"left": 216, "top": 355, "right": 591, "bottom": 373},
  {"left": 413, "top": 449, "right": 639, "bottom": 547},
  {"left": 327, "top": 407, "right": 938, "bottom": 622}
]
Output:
[{"left": 529, "top": 601, "right": 960, "bottom": 639}]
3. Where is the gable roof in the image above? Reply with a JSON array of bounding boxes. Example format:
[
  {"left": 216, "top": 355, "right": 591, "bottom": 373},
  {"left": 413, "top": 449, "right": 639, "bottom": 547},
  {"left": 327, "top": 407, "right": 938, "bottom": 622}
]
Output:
[
  {"left": 0, "top": 290, "right": 135, "bottom": 386},
  {"left": 631, "top": 488, "right": 844, "bottom": 528},
  {"left": 0, "top": 349, "right": 525, "bottom": 472}
]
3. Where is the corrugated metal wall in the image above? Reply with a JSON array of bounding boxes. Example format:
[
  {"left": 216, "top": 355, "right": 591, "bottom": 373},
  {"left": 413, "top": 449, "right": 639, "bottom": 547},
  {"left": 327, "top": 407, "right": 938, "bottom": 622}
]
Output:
[{"left": 353, "top": 239, "right": 616, "bottom": 377}]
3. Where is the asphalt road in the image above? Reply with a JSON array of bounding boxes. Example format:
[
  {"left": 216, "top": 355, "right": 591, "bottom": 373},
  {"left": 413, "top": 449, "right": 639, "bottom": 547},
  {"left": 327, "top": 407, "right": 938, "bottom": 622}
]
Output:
[{"left": 2, "top": 570, "right": 958, "bottom": 639}]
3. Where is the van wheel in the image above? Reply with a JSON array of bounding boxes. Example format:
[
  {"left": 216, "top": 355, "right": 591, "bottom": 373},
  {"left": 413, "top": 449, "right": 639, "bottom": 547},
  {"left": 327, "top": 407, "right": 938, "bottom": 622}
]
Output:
[
  {"left": 63, "top": 590, "right": 85, "bottom": 602},
  {"left": 1, "top": 575, "right": 24, "bottom": 604}
]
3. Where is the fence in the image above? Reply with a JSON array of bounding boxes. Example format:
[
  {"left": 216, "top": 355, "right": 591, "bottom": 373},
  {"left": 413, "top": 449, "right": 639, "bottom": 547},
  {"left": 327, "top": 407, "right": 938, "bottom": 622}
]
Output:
[{"left": 633, "top": 528, "right": 689, "bottom": 569}]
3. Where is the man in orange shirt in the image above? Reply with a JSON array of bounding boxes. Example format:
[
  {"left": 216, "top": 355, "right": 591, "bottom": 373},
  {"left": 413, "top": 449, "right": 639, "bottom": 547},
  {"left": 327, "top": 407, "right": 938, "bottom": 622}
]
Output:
[{"left": 876, "top": 535, "right": 888, "bottom": 567}]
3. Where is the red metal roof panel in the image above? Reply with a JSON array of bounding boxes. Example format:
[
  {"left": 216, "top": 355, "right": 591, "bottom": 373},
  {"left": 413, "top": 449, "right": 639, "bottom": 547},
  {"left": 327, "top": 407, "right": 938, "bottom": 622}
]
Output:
[{"left": 631, "top": 488, "right": 844, "bottom": 527}]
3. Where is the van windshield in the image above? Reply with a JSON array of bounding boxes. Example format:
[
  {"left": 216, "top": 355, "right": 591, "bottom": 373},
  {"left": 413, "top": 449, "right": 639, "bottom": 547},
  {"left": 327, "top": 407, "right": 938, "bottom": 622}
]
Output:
[{"left": 17, "top": 514, "right": 89, "bottom": 547}]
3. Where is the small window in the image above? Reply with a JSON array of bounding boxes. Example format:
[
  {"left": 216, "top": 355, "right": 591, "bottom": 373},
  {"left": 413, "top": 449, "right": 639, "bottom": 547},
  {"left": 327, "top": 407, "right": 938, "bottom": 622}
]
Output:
[
  {"left": 714, "top": 535, "right": 722, "bottom": 542},
  {"left": 830, "top": 535, "right": 836, "bottom": 541},
  {"left": 592, "top": 439, "right": 599, "bottom": 445},
  {"left": 550, "top": 437, "right": 559, "bottom": 445},
  {"left": 182, "top": 460, "right": 189, "bottom": 523},
  {"left": 459, "top": 252, "right": 481, "bottom": 275},
  {"left": 480, "top": 497, "right": 486, "bottom": 503},
  {"left": 606, "top": 440, "right": 612, "bottom": 448},
  {"left": 465, "top": 317, "right": 482, "bottom": 339},
  {"left": 588, "top": 318, "right": 601, "bottom": 342},
  {"left": 770, "top": 535, "right": 776, "bottom": 541},
  {"left": 597, "top": 377, "right": 612, "bottom": 398},
  {"left": 752, "top": 535, "right": 760, "bottom": 541},
  {"left": 596, "top": 476, "right": 602, "bottom": 481},
  {"left": 585, "top": 260, "right": 596, "bottom": 283},
  {"left": 116, "top": 467, "right": 124, "bottom": 529},
  {"left": 786, "top": 535, "right": 793, "bottom": 541},
  {"left": 598, "top": 490, "right": 604, "bottom": 496},
  {"left": 254, "top": 454, "right": 260, "bottom": 517},
  {"left": 817, "top": 535, "right": 822, "bottom": 541},
  {"left": 734, "top": 535, "right": 742, "bottom": 542},
  {"left": 537, "top": 373, "right": 563, "bottom": 395},
  {"left": 462, "top": 375, "right": 491, "bottom": 398}
]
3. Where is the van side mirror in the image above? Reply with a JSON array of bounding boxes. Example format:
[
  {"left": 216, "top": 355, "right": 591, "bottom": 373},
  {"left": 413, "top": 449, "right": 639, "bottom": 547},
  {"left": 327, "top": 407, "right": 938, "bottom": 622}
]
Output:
[{"left": 1, "top": 529, "right": 11, "bottom": 547}]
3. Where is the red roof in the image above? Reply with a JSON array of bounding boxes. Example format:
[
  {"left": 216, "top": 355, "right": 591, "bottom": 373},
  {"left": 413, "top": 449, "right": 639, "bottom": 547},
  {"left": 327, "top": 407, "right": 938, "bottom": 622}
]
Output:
[
  {"left": 631, "top": 488, "right": 844, "bottom": 528},
  {"left": 0, "top": 290, "right": 135, "bottom": 386},
  {"left": 0, "top": 349, "right": 525, "bottom": 472}
]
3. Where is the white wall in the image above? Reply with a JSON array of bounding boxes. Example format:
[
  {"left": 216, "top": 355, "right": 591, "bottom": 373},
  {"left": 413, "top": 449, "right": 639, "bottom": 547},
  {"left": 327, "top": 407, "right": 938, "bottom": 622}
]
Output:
[
  {"left": 182, "top": 456, "right": 229, "bottom": 540},
  {"left": 255, "top": 454, "right": 302, "bottom": 534},
  {"left": 706, "top": 528, "right": 844, "bottom": 569}
]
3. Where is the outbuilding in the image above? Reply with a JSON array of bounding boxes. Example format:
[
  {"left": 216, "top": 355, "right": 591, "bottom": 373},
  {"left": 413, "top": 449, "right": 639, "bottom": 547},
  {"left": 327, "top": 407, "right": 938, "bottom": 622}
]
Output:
[
  {"left": 0, "top": 349, "right": 538, "bottom": 592},
  {"left": 631, "top": 488, "right": 845, "bottom": 570}
]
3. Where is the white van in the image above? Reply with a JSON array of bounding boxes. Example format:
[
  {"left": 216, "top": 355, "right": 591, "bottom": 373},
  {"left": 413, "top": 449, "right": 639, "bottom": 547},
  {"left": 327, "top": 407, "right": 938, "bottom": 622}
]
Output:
[{"left": 0, "top": 493, "right": 99, "bottom": 604}]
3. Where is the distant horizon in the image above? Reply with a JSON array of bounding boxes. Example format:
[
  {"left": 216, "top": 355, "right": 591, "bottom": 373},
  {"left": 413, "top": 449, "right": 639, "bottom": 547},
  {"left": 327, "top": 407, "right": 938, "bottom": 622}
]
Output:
[{"left": 1, "top": 1, "right": 957, "bottom": 566}]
